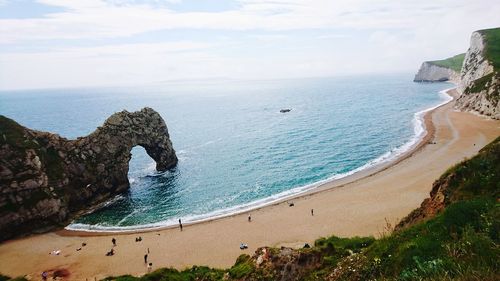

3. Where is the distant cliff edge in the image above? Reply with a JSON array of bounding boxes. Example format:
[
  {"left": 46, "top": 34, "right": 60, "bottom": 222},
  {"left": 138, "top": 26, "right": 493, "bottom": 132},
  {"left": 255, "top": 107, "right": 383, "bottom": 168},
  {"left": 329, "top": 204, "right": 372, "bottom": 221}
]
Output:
[
  {"left": 0, "top": 108, "right": 178, "bottom": 241},
  {"left": 414, "top": 27, "right": 500, "bottom": 119},
  {"left": 413, "top": 54, "right": 464, "bottom": 83}
]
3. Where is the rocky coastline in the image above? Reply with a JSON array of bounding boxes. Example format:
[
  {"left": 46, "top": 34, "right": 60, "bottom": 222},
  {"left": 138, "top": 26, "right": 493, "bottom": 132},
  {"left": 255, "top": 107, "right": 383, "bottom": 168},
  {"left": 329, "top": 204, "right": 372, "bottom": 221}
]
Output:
[{"left": 0, "top": 107, "right": 178, "bottom": 241}]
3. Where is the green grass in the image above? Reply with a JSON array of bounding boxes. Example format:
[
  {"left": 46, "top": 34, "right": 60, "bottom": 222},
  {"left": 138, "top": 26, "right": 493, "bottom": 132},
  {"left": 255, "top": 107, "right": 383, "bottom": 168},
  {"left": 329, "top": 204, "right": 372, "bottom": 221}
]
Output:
[
  {"left": 465, "top": 28, "right": 500, "bottom": 98},
  {"left": 439, "top": 136, "right": 500, "bottom": 202},
  {"left": 428, "top": 53, "right": 465, "bottom": 72},
  {"left": 464, "top": 72, "right": 495, "bottom": 94},
  {"left": 0, "top": 116, "right": 38, "bottom": 149},
  {"left": 357, "top": 198, "right": 499, "bottom": 280},
  {"left": 479, "top": 27, "right": 500, "bottom": 71},
  {"left": 103, "top": 266, "right": 224, "bottom": 281},
  {"left": 228, "top": 254, "right": 254, "bottom": 279},
  {"left": 0, "top": 115, "right": 65, "bottom": 182}
]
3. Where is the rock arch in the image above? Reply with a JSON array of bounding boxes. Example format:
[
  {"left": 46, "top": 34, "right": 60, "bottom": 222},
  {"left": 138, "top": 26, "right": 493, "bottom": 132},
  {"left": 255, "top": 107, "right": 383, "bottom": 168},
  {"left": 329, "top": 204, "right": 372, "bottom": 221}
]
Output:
[{"left": 0, "top": 107, "right": 177, "bottom": 240}]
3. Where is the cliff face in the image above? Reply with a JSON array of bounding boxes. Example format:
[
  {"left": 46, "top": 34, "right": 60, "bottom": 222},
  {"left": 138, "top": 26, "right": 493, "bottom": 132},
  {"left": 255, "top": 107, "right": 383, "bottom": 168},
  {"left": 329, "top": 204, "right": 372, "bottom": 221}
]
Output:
[
  {"left": 455, "top": 30, "right": 500, "bottom": 119},
  {"left": 0, "top": 107, "right": 177, "bottom": 241},
  {"left": 413, "top": 62, "right": 461, "bottom": 83}
]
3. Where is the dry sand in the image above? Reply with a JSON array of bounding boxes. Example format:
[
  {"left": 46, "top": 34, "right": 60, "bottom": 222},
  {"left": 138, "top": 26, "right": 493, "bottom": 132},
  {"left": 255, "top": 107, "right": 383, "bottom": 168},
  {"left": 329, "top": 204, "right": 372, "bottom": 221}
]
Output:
[{"left": 0, "top": 89, "right": 499, "bottom": 280}]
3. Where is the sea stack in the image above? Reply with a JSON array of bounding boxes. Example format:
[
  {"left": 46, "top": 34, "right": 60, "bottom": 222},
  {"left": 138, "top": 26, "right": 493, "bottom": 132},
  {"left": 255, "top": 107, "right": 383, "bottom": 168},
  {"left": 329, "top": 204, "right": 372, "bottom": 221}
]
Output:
[{"left": 0, "top": 107, "right": 178, "bottom": 241}]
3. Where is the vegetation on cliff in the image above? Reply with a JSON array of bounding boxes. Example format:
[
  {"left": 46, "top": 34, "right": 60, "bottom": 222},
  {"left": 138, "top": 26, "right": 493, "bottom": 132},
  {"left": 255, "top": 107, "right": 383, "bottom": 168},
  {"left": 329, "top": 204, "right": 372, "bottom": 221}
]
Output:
[
  {"left": 427, "top": 53, "right": 465, "bottom": 72},
  {"left": 479, "top": 28, "right": 500, "bottom": 71},
  {"left": 95, "top": 137, "right": 500, "bottom": 281},
  {"left": 462, "top": 28, "right": 500, "bottom": 99}
]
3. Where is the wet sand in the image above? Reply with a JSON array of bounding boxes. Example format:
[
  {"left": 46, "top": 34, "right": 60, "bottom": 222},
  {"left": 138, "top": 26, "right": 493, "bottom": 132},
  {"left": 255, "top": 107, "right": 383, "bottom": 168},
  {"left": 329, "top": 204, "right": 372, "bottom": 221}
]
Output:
[{"left": 0, "top": 89, "right": 499, "bottom": 280}]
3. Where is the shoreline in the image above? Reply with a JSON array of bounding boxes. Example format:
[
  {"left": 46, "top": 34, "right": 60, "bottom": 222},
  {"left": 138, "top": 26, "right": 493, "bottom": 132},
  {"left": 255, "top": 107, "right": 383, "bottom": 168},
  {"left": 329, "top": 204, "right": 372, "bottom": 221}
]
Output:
[
  {"left": 1, "top": 88, "right": 499, "bottom": 280},
  {"left": 63, "top": 87, "right": 454, "bottom": 234}
]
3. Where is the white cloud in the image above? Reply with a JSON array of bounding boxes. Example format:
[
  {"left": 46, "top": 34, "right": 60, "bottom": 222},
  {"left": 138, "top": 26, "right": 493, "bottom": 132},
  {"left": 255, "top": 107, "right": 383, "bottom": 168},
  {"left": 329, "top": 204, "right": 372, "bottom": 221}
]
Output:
[
  {"left": 0, "top": 0, "right": 495, "bottom": 43},
  {"left": 0, "top": 0, "right": 499, "bottom": 89}
]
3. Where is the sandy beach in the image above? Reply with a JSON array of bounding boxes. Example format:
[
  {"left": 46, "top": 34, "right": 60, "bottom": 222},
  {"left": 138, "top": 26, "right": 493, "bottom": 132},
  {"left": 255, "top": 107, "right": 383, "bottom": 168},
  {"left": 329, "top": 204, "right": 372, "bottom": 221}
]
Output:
[{"left": 0, "top": 89, "right": 499, "bottom": 280}]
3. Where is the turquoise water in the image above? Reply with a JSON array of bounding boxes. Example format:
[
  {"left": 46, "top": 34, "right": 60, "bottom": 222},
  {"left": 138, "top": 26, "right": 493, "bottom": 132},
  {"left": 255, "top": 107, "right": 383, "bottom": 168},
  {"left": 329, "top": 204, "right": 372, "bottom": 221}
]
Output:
[{"left": 0, "top": 75, "right": 451, "bottom": 230}]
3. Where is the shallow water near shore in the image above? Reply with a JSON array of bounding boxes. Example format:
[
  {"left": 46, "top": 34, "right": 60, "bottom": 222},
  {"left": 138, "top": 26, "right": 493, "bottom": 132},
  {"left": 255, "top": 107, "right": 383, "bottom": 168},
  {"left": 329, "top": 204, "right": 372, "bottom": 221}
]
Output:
[{"left": 0, "top": 74, "right": 451, "bottom": 231}]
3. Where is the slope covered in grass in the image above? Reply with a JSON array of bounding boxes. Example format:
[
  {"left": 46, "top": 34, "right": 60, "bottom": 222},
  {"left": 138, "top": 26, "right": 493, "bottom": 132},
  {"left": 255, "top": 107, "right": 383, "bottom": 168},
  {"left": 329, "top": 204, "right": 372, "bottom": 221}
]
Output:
[
  {"left": 428, "top": 53, "right": 465, "bottom": 72},
  {"left": 479, "top": 27, "right": 500, "bottom": 71}
]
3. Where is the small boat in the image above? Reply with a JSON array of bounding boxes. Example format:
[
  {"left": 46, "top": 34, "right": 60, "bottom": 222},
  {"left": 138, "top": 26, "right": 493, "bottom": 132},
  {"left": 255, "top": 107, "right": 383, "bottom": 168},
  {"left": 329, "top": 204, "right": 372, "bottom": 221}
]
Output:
[{"left": 280, "top": 109, "right": 291, "bottom": 113}]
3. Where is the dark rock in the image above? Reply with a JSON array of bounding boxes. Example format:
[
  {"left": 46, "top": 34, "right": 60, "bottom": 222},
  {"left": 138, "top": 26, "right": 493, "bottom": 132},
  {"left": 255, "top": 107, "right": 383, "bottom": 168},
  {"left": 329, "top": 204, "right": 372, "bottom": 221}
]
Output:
[{"left": 0, "top": 107, "right": 177, "bottom": 241}]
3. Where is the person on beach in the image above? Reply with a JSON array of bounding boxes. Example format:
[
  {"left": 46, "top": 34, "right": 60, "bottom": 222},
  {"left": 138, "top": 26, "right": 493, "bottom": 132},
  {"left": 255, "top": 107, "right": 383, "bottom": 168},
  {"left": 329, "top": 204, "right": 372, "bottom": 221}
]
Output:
[
  {"left": 311, "top": 209, "right": 314, "bottom": 216},
  {"left": 112, "top": 238, "right": 116, "bottom": 246},
  {"left": 144, "top": 253, "right": 148, "bottom": 264},
  {"left": 147, "top": 262, "right": 153, "bottom": 273},
  {"left": 179, "top": 219, "right": 183, "bottom": 231},
  {"left": 41, "top": 271, "right": 48, "bottom": 281},
  {"left": 248, "top": 215, "right": 251, "bottom": 222}
]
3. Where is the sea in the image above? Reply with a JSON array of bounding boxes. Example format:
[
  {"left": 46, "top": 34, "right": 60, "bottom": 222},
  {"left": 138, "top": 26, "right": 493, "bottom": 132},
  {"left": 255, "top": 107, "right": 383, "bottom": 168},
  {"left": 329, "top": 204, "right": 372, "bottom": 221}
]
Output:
[{"left": 0, "top": 74, "right": 452, "bottom": 231}]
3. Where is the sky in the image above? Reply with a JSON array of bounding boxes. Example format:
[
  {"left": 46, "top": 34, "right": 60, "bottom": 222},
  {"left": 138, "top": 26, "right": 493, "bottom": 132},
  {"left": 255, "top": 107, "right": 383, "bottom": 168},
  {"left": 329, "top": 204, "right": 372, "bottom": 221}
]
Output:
[{"left": 0, "top": 0, "right": 499, "bottom": 90}]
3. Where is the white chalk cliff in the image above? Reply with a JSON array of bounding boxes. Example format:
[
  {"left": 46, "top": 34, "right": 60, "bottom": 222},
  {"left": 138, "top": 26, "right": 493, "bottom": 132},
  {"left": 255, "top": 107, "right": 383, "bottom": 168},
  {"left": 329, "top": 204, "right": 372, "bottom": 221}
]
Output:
[
  {"left": 455, "top": 31, "right": 499, "bottom": 119},
  {"left": 414, "top": 62, "right": 460, "bottom": 83},
  {"left": 415, "top": 28, "right": 499, "bottom": 119}
]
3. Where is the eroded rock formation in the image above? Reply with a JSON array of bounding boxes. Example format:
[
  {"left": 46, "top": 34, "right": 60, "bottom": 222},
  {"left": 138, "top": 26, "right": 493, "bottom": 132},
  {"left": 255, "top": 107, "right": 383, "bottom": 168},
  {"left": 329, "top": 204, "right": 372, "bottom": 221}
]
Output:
[
  {"left": 0, "top": 107, "right": 177, "bottom": 241},
  {"left": 455, "top": 30, "right": 500, "bottom": 119},
  {"left": 413, "top": 62, "right": 461, "bottom": 83}
]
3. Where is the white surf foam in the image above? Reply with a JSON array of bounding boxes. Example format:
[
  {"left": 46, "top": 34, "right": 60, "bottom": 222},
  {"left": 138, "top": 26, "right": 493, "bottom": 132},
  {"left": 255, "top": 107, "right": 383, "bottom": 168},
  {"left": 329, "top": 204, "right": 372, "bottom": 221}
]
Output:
[{"left": 66, "top": 88, "right": 454, "bottom": 233}]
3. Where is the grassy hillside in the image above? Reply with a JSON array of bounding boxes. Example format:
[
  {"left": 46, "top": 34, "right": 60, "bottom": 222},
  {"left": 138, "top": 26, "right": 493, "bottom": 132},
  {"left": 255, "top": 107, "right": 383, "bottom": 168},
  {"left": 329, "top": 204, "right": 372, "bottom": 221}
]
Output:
[
  {"left": 428, "top": 53, "right": 465, "bottom": 72},
  {"left": 479, "top": 27, "right": 500, "bottom": 71}
]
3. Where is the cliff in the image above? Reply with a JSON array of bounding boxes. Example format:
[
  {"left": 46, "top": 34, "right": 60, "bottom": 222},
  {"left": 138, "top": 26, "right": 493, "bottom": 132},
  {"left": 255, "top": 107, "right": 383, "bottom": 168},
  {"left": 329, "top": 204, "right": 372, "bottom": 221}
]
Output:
[
  {"left": 414, "top": 28, "right": 500, "bottom": 119},
  {"left": 0, "top": 108, "right": 177, "bottom": 241},
  {"left": 455, "top": 28, "right": 500, "bottom": 119},
  {"left": 413, "top": 54, "right": 464, "bottom": 83}
]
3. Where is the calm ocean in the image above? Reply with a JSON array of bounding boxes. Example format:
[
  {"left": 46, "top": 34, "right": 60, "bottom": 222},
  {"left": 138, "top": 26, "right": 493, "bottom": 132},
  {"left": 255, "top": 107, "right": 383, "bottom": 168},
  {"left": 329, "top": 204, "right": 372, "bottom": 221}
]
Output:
[{"left": 0, "top": 74, "right": 451, "bottom": 231}]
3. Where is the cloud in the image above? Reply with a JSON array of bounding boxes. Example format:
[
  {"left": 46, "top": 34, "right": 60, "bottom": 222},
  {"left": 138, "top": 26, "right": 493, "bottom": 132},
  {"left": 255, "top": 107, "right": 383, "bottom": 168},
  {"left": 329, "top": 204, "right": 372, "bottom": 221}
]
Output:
[
  {"left": 0, "top": 0, "right": 500, "bottom": 89},
  {"left": 1, "top": 0, "right": 496, "bottom": 43}
]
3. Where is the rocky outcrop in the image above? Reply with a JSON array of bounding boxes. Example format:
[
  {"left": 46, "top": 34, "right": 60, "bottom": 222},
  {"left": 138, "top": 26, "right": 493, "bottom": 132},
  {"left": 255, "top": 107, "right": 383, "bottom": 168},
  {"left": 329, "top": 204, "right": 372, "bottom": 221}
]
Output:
[
  {"left": 455, "top": 30, "right": 500, "bottom": 119},
  {"left": 413, "top": 62, "right": 461, "bottom": 83},
  {"left": 0, "top": 107, "right": 177, "bottom": 241},
  {"left": 234, "top": 247, "right": 323, "bottom": 281},
  {"left": 394, "top": 173, "right": 448, "bottom": 230}
]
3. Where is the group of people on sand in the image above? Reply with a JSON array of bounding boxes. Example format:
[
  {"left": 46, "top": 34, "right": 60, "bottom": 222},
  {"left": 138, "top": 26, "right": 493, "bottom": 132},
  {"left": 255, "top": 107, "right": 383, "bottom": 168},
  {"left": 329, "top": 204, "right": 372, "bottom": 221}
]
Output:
[
  {"left": 106, "top": 237, "right": 117, "bottom": 256},
  {"left": 42, "top": 206, "right": 317, "bottom": 279},
  {"left": 144, "top": 253, "right": 153, "bottom": 272},
  {"left": 104, "top": 237, "right": 154, "bottom": 272}
]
